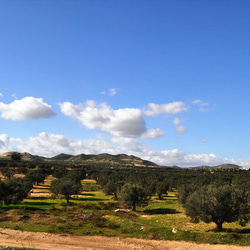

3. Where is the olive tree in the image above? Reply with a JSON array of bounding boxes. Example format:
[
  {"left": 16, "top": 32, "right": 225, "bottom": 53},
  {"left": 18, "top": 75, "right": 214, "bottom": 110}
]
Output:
[
  {"left": 3, "top": 178, "right": 32, "bottom": 205},
  {"left": 50, "top": 177, "right": 82, "bottom": 203},
  {"left": 119, "top": 183, "right": 151, "bottom": 211},
  {"left": 184, "top": 184, "right": 249, "bottom": 231}
]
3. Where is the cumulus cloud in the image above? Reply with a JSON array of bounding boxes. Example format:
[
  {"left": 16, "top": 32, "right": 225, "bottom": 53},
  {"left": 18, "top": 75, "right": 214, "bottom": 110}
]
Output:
[
  {"left": 101, "top": 88, "right": 118, "bottom": 96},
  {"left": 0, "top": 97, "right": 56, "bottom": 121},
  {"left": 0, "top": 132, "right": 115, "bottom": 157},
  {"left": 112, "top": 136, "right": 149, "bottom": 154},
  {"left": 192, "top": 99, "right": 214, "bottom": 112},
  {"left": 144, "top": 149, "right": 242, "bottom": 168},
  {"left": 59, "top": 101, "right": 146, "bottom": 137},
  {"left": 0, "top": 134, "right": 21, "bottom": 152},
  {"left": 0, "top": 133, "right": 249, "bottom": 168},
  {"left": 192, "top": 100, "right": 202, "bottom": 104},
  {"left": 172, "top": 117, "right": 186, "bottom": 133},
  {"left": 200, "top": 138, "right": 208, "bottom": 143},
  {"left": 141, "top": 128, "right": 165, "bottom": 139},
  {"left": 173, "top": 117, "right": 181, "bottom": 126},
  {"left": 109, "top": 88, "right": 117, "bottom": 96},
  {"left": 144, "top": 102, "right": 188, "bottom": 117},
  {"left": 176, "top": 125, "right": 186, "bottom": 133}
]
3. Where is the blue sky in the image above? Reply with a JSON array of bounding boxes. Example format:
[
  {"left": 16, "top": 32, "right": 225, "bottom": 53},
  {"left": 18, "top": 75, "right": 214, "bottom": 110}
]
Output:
[{"left": 0, "top": 0, "right": 250, "bottom": 167}]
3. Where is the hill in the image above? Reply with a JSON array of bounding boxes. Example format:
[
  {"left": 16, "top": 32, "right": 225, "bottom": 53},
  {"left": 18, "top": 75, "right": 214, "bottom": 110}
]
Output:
[
  {"left": 189, "top": 163, "right": 242, "bottom": 170},
  {"left": 51, "top": 153, "right": 158, "bottom": 167},
  {"left": 0, "top": 152, "right": 244, "bottom": 169},
  {"left": 0, "top": 152, "right": 158, "bottom": 168}
]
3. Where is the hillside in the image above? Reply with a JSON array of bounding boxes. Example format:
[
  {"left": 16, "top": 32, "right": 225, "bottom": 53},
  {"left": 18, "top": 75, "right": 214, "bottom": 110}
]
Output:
[
  {"left": 0, "top": 152, "right": 244, "bottom": 169},
  {"left": 189, "top": 163, "right": 242, "bottom": 170},
  {"left": 0, "top": 151, "right": 158, "bottom": 168}
]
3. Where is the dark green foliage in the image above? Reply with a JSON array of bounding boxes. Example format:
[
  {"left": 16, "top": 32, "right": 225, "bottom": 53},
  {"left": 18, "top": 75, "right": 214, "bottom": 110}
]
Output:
[
  {"left": 26, "top": 162, "right": 37, "bottom": 169},
  {"left": 3, "top": 178, "right": 32, "bottom": 205},
  {"left": 155, "top": 179, "right": 170, "bottom": 200},
  {"left": 11, "top": 152, "right": 21, "bottom": 161},
  {"left": 0, "top": 167, "right": 15, "bottom": 179},
  {"left": 184, "top": 184, "right": 250, "bottom": 231},
  {"left": 101, "top": 174, "right": 124, "bottom": 199},
  {"left": 25, "top": 170, "right": 47, "bottom": 185},
  {"left": 50, "top": 177, "right": 82, "bottom": 203},
  {"left": 119, "top": 183, "right": 151, "bottom": 211},
  {"left": 64, "top": 168, "right": 86, "bottom": 182},
  {"left": 0, "top": 180, "right": 6, "bottom": 202},
  {"left": 52, "top": 165, "right": 68, "bottom": 178},
  {"left": 102, "top": 179, "right": 120, "bottom": 199}
]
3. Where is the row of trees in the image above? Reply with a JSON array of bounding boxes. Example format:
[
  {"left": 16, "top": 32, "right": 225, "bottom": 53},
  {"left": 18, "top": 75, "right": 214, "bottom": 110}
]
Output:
[
  {"left": 0, "top": 161, "right": 51, "bottom": 205},
  {"left": 0, "top": 170, "right": 48, "bottom": 205},
  {"left": 93, "top": 167, "right": 250, "bottom": 230},
  {"left": 50, "top": 166, "right": 86, "bottom": 203},
  {"left": 0, "top": 158, "right": 249, "bottom": 231}
]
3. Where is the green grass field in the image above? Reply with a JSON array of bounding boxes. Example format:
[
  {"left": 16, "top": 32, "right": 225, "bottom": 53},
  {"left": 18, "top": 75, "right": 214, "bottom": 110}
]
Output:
[{"left": 0, "top": 177, "right": 249, "bottom": 246}]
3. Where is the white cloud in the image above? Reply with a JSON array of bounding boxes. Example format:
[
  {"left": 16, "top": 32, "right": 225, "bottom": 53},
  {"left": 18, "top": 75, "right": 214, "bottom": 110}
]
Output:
[
  {"left": 0, "top": 132, "right": 115, "bottom": 157},
  {"left": 173, "top": 117, "right": 181, "bottom": 126},
  {"left": 144, "top": 149, "right": 248, "bottom": 168},
  {"left": 0, "top": 132, "right": 249, "bottom": 168},
  {"left": 12, "top": 93, "right": 17, "bottom": 100},
  {"left": 112, "top": 136, "right": 149, "bottom": 154},
  {"left": 59, "top": 100, "right": 146, "bottom": 137},
  {"left": 0, "top": 97, "right": 56, "bottom": 121},
  {"left": 176, "top": 125, "right": 186, "bottom": 133},
  {"left": 172, "top": 117, "right": 186, "bottom": 133},
  {"left": 144, "top": 102, "right": 188, "bottom": 117},
  {"left": 192, "top": 100, "right": 202, "bottom": 104},
  {"left": 199, "top": 107, "right": 209, "bottom": 112},
  {"left": 192, "top": 99, "right": 214, "bottom": 112},
  {"left": 200, "top": 138, "right": 208, "bottom": 143},
  {"left": 141, "top": 128, "right": 165, "bottom": 139},
  {"left": 101, "top": 88, "right": 118, "bottom": 96},
  {"left": 0, "top": 93, "right": 3, "bottom": 97},
  {"left": 109, "top": 88, "right": 117, "bottom": 96}
]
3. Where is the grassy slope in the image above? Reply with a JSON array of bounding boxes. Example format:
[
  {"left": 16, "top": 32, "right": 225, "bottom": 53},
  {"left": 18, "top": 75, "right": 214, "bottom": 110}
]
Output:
[{"left": 0, "top": 177, "right": 249, "bottom": 246}]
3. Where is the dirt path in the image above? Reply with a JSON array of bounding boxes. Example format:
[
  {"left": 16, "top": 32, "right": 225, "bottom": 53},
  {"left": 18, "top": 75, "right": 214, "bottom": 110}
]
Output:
[{"left": 0, "top": 228, "right": 249, "bottom": 250}]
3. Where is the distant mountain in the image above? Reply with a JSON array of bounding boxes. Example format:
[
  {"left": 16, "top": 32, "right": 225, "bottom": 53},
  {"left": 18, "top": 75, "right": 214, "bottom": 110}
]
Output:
[
  {"left": 52, "top": 153, "right": 158, "bottom": 167},
  {"left": 0, "top": 151, "right": 244, "bottom": 169},
  {"left": 213, "top": 163, "right": 241, "bottom": 169},
  {"left": 0, "top": 152, "right": 46, "bottom": 162},
  {"left": 189, "top": 163, "right": 242, "bottom": 170},
  {"left": 50, "top": 153, "right": 74, "bottom": 161}
]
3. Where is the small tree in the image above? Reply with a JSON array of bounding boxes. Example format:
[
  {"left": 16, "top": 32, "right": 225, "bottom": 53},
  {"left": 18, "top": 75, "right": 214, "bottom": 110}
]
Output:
[
  {"left": 119, "top": 183, "right": 151, "bottom": 211},
  {"left": 25, "top": 170, "right": 46, "bottom": 185},
  {"left": 3, "top": 178, "right": 32, "bottom": 205},
  {"left": 64, "top": 168, "right": 86, "bottom": 182},
  {"left": 184, "top": 184, "right": 250, "bottom": 231},
  {"left": 50, "top": 178, "right": 82, "bottom": 203},
  {"left": 52, "top": 165, "right": 68, "bottom": 179},
  {"left": 155, "top": 180, "right": 170, "bottom": 200}
]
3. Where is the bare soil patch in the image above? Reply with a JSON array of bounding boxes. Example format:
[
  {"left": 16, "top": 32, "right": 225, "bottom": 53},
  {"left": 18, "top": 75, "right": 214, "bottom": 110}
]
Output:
[{"left": 0, "top": 228, "right": 249, "bottom": 250}]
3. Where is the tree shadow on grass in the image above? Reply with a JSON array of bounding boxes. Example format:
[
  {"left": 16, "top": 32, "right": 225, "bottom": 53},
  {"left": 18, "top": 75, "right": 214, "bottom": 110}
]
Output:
[
  {"left": 27, "top": 197, "right": 54, "bottom": 200},
  {"left": 23, "top": 201, "right": 57, "bottom": 206},
  {"left": 143, "top": 208, "right": 180, "bottom": 215},
  {"left": 1, "top": 203, "right": 52, "bottom": 211},
  {"left": 32, "top": 186, "right": 50, "bottom": 190},
  {"left": 71, "top": 197, "right": 106, "bottom": 202},
  {"left": 218, "top": 228, "right": 250, "bottom": 234},
  {"left": 206, "top": 227, "right": 250, "bottom": 234},
  {"left": 79, "top": 193, "right": 95, "bottom": 196}
]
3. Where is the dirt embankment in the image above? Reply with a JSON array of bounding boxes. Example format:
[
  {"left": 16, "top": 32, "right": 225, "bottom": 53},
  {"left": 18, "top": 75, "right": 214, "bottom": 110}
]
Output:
[{"left": 0, "top": 228, "right": 249, "bottom": 250}]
